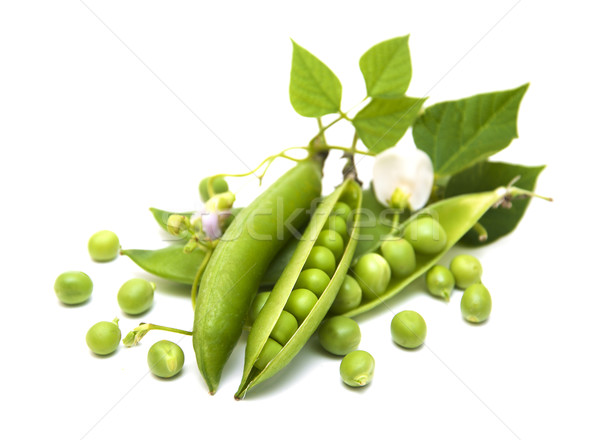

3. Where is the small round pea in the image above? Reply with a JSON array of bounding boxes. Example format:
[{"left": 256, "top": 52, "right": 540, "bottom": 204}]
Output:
[
  {"left": 390, "top": 310, "right": 427, "bottom": 349},
  {"left": 426, "top": 265, "right": 455, "bottom": 300},
  {"left": 117, "top": 278, "right": 155, "bottom": 315},
  {"left": 248, "top": 291, "right": 270, "bottom": 325},
  {"left": 86, "top": 318, "right": 121, "bottom": 355},
  {"left": 304, "top": 245, "right": 336, "bottom": 277},
  {"left": 147, "top": 340, "right": 185, "bottom": 378},
  {"left": 461, "top": 284, "right": 492, "bottom": 323},
  {"left": 380, "top": 238, "right": 416, "bottom": 278},
  {"left": 285, "top": 289, "right": 318, "bottom": 322},
  {"left": 199, "top": 176, "right": 229, "bottom": 202},
  {"left": 295, "top": 268, "right": 330, "bottom": 297},
  {"left": 331, "top": 202, "right": 352, "bottom": 221},
  {"left": 352, "top": 253, "right": 391, "bottom": 302},
  {"left": 450, "top": 255, "right": 483, "bottom": 289},
  {"left": 270, "top": 310, "right": 298, "bottom": 345},
  {"left": 326, "top": 215, "right": 349, "bottom": 242},
  {"left": 315, "top": 229, "right": 344, "bottom": 262},
  {"left": 404, "top": 217, "right": 447, "bottom": 255},
  {"left": 318, "top": 316, "right": 361, "bottom": 356},
  {"left": 340, "top": 350, "right": 375, "bottom": 387},
  {"left": 329, "top": 275, "right": 362, "bottom": 315},
  {"left": 54, "top": 271, "right": 93, "bottom": 305},
  {"left": 88, "top": 230, "right": 120, "bottom": 262},
  {"left": 255, "top": 338, "right": 282, "bottom": 370}
]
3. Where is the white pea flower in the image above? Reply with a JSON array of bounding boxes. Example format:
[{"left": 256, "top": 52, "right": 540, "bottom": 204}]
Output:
[{"left": 372, "top": 147, "right": 434, "bottom": 211}]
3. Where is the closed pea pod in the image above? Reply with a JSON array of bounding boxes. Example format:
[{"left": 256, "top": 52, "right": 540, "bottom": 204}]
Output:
[
  {"left": 193, "top": 159, "right": 322, "bottom": 394},
  {"left": 235, "top": 179, "right": 362, "bottom": 399}
]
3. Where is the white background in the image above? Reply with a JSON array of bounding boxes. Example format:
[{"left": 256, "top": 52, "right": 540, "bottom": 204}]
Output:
[{"left": 1, "top": 1, "right": 598, "bottom": 439}]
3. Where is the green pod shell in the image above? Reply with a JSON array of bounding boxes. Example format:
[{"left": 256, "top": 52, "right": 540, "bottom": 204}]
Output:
[
  {"left": 343, "top": 186, "right": 527, "bottom": 317},
  {"left": 193, "top": 159, "right": 322, "bottom": 394},
  {"left": 235, "top": 179, "right": 362, "bottom": 399}
]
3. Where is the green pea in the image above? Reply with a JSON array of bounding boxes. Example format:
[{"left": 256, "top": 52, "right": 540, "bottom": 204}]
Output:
[
  {"left": 352, "top": 253, "right": 391, "bottom": 302},
  {"left": 54, "top": 271, "right": 93, "bottom": 305},
  {"left": 330, "top": 202, "right": 352, "bottom": 221},
  {"left": 315, "top": 229, "right": 344, "bottom": 262},
  {"left": 318, "top": 316, "right": 361, "bottom": 356},
  {"left": 340, "top": 350, "right": 375, "bottom": 387},
  {"left": 117, "top": 278, "right": 155, "bottom": 315},
  {"left": 304, "top": 245, "right": 336, "bottom": 277},
  {"left": 404, "top": 216, "right": 447, "bottom": 255},
  {"left": 426, "top": 265, "right": 455, "bottom": 300},
  {"left": 450, "top": 255, "right": 483, "bottom": 289},
  {"left": 380, "top": 238, "right": 416, "bottom": 278},
  {"left": 248, "top": 291, "right": 270, "bottom": 326},
  {"left": 390, "top": 310, "right": 427, "bottom": 349},
  {"left": 461, "top": 284, "right": 492, "bottom": 323},
  {"left": 329, "top": 275, "right": 362, "bottom": 315},
  {"left": 325, "top": 215, "right": 349, "bottom": 242},
  {"left": 270, "top": 310, "right": 298, "bottom": 345},
  {"left": 88, "top": 230, "right": 120, "bottom": 262},
  {"left": 86, "top": 318, "right": 121, "bottom": 355},
  {"left": 254, "top": 338, "right": 282, "bottom": 370},
  {"left": 295, "top": 268, "right": 330, "bottom": 297},
  {"left": 147, "top": 340, "right": 185, "bottom": 378},
  {"left": 199, "top": 176, "right": 229, "bottom": 203},
  {"left": 284, "top": 289, "right": 318, "bottom": 322}
]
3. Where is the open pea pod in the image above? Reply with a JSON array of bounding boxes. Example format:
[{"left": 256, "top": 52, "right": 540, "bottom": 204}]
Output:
[
  {"left": 343, "top": 186, "right": 531, "bottom": 317},
  {"left": 235, "top": 179, "right": 362, "bottom": 399}
]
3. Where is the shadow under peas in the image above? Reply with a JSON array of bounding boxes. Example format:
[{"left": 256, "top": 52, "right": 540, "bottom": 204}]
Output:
[{"left": 132, "top": 272, "right": 191, "bottom": 298}]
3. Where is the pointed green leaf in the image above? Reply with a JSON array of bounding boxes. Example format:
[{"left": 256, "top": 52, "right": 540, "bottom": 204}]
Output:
[
  {"left": 445, "top": 161, "right": 545, "bottom": 245},
  {"left": 352, "top": 96, "right": 426, "bottom": 153},
  {"left": 413, "top": 84, "right": 529, "bottom": 176},
  {"left": 359, "top": 35, "right": 412, "bottom": 98},
  {"left": 289, "top": 41, "right": 342, "bottom": 117}
]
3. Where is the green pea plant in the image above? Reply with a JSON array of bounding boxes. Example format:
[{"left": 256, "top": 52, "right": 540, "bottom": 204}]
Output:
[{"left": 56, "top": 35, "right": 551, "bottom": 397}]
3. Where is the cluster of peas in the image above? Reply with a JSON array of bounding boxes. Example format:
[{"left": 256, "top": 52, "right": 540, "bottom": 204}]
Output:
[{"left": 53, "top": 230, "right": 185, "bottom": 379}]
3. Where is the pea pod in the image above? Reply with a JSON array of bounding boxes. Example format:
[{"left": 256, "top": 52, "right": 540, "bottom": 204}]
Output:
[
  {"left": 193, "top": 159, "right": 323, "bottom": 394},
  {"left": 235, "top": 179, "right": 362, "bottom": 399},
  {"left": 121, "top": 244, "right": 206, "bottom": 285},
  {"left": 343, "top": 186, "right": 531, "bottom": 317}
]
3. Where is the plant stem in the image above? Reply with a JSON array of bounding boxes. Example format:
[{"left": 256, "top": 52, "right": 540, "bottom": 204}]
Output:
[{"left": 191, "top": 248, "right": 212, "bottom": 309}]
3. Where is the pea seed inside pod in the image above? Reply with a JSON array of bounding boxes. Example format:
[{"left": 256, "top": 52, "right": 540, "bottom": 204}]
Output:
[
  {"left": 331, "top": 202, "right": 352, "bottom": 221},
  {"left": 352, "top": 253, "right": 391, "bottom": 302},
  {"left": 404, "top": 216, "right": 447, "bottom": 255},
  {"left": 315, "top": 229, "right": 344, "bottom": 262},
  {"left": 304, "top": 245, "right": 337, "bottom": 277},
  {"left": 326, "top": 215, "right": 349, "bottom": 242},
  {"left": 329, "top": 275, "right": 362, "bottom": 315},
  {"left": 248, "top": 291, "right": 271, "bottom": 326},
  {"left": 380, "top": 238, "right": 416, "bottom": 278},
  {"left": 270, "top": 310, "right": 298, "bottom": 345},
  {"left": 284, "top": 289, "right": 318, "bottom": 322},
  {"left": 294, "top": 268, "right": 331, "bottom": 297},
  {"left": 255, "top": 338, "right": 283, "bottom": 370}
]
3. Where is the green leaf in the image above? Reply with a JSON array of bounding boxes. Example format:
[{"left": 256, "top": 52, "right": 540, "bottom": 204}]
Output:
[
  {"left": 289, "top": 41, "right": 342, "bottom": 117},
  {"left": 352, "top": 96, "right": 426, "bottom": 152},
  {"left": 359, "top": 35, "right": 412, "bottom": 98},
  {"left": 444, "top": 161, "right": 545, "bottom": 246},
  {"left": 413, "top": 84, "right": 529, "bottom": 176}
]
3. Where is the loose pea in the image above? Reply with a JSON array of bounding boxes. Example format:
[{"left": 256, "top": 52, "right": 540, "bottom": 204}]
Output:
[
  {"left": 199, "top": 176, "right": 229, "bottom": 203},
  {"left": 352, "top": 253, "right": 391, "bottom": 302},
  {"left": 380, "top": 238, "right": 416, "bottom": 278},
  {"left": 326, "top": 215, "right": 349, "bottom": 242},
  {"left": 147, "top": 340, "right": 185, "bottom": 378},
  {"left": 248, "top": 291, "right": 270, "bottom": 325},
  {"left": 331, "top": 202, "right": 352, "bottom": 221},
  {"left": 304, "top": 245, "right": 336, "bottom": 277},
  {"left": 329, "top": 275, "right": 362, "bottom": 315},
  {"left": 461, "top": 284, "right": 492, "bottom": 323},
  {"left": 426, "top": 265, "right": 455, "bottom": 300},
  {"left": 255, "top": 338, "right": 282, "bottom": 370},
  {"left": 390, "top": 310, "right": 427, "bottom": 349},
  {"left": 404, "top": 217, "right": 447, "bottom": 255},
  {"left": 270, "top": 310, "right": 298, "bottom": 345},
  {"left": 340, "top": 350, "right": 375, "bottom": 387},
  {"left": 88, "top": 230, "right": 120, "bottom": 262},
  {"left": 315, "top": 229, "right": 344, "bottom": 262},
  {"left": 54, "top": 271, "right": 93, "bottom": 305},
  {"left": 284, "top": 289, "right": 318, "bottom": 322},
  {"left": 450, "top": 255, "right": 483, "bottom": 289},
  {"left": 295, "top": 268, "right": 330, "bottom": 297},
  {"left": 117, "top": 278, "right": 155, "bottom": 315},
  {"left": 318, "top": 316, "right": 361, "bottom": 356},
  {"left": 86, "top": 318, "right": 121, "bottom": 355}
]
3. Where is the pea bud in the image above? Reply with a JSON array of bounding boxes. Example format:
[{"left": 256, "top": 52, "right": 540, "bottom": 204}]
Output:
[{"left": 166, "top": 215, "right": 190, "bottom": 237}]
